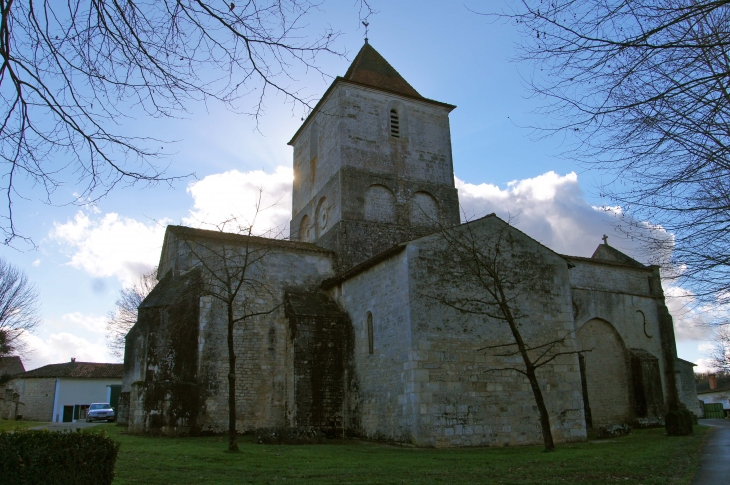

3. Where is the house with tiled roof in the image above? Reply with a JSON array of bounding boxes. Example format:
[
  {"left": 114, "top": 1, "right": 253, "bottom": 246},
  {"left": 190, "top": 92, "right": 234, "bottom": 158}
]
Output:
[
  {"left": 3, "top": 359, "right": 122, "bottom": 422},
  {"left": 696, "top": 374, "right": 730, "bottom": 412}
]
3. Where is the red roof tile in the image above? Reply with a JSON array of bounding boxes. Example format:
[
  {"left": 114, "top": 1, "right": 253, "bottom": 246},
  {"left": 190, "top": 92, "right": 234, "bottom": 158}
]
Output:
[{"left": 19, "top": 362, "right": 123, "bottom": 379}]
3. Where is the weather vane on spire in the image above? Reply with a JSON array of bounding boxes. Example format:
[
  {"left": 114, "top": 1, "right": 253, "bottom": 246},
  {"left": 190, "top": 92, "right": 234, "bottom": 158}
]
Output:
[{"left": 362, "top": 20, "right": 369, "bottom": 44}]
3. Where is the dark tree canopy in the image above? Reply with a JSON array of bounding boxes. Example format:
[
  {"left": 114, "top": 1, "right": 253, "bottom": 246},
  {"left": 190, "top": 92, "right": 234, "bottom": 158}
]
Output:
[
  {"left": 0, "top": 257, "right": 40, "bottom": 358},
  {"left": 0, "top": 0, "right": 342, "bottom": 246},
  {"left": 497, "top": 1, "right": 730, "bottom": 305}
]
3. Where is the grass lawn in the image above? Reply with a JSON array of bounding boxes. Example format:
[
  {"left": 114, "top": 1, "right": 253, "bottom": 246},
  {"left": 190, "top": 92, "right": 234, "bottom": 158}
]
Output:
[
  {"left": 0, "top": 419, "right": 48, "bottom": 432},
  {"left": 93, "top": 424, "right": 709, "bottom": 485}
]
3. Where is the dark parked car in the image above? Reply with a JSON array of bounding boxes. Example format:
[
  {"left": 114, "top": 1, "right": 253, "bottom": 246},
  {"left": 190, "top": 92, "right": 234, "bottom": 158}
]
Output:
[{"left": 86, "top": 403, "right": 115, "bottom": 422}]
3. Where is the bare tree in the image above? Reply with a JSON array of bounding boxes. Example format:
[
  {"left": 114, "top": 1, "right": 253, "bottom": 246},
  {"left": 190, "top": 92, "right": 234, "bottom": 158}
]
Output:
[
  {"left": 0, "top": 1, "right": 344, "bottom": 247},
  {"left": 106, "top": 266, "right": 158, "bottom": 360},
  {"left": 0, "top": 257, "right": 40, "bottom": 358},
  {"left": 177, "top": 198, "right": 281, "bottom": 451},
  {"left": 709, "top": 325, "right": 730, "bottom": 373},
  {"left": 485, "top": 1, "right": 730, "bottom": 305},
  {"left": 426, "top": 216, "right": 589, "bottom": 451}
]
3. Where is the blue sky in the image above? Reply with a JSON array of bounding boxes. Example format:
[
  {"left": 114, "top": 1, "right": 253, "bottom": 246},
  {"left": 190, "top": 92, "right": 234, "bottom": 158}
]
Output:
[{"left": 1, "top": 1, "right": 711, "bottom": 369}]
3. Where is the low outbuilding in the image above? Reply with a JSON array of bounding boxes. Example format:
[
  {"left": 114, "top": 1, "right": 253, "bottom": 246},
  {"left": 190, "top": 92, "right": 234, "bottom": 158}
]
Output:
[
  {"left": 697, "top": 374, "right": 730, "bottom": 417},
  {"left": 3, "top": 360, "right": 122, "bottom": 422}
]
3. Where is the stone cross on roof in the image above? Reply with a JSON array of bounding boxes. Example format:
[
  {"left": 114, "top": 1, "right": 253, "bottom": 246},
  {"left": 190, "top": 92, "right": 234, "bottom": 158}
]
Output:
[{"left": 602, "top": 234, "right": 609, "bottom": 245}]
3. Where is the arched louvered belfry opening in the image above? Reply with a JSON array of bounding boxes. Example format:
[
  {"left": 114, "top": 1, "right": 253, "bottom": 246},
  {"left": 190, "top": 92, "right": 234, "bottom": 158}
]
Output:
[{"left": 390, "top": 109, "right": 400, "bottom": 138}]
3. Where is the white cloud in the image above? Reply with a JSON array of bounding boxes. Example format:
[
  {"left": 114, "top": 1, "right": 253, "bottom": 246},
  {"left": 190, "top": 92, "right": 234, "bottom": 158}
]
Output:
[
  {"left": 456, "top": 171, "right": 638, "bottom": 257},
  {"left": 456, "top": 171, "right": 714, "bottom": 342},
  {"left": 698, "top": 342, "right": 715, "bottom": 352},
  {"left": 43, "top": 168, "right": 711, "bottom": 351},
  {"left": 19, "top": 331, "right": 115, "bottom": 370},
  {"left": 184, "top": 166, "right": 292, "bottom": 236},
  {"left": 693, "top": 358, "right": 716, "bottom": 374},
  {"left": 664, "top": 286, "right": 714, "bottom": 341},
  {"left": 53, "top": 312, "right": 107, "bottom": 335},
  {"left": 32, "top": 259, "right": 40, "bottom": 267},
  {"left": 51, "top": 211, "right": 168, "bottom": 286}
]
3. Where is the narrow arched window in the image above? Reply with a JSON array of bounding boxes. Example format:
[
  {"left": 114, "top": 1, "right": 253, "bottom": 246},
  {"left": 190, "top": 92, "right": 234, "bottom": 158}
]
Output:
[
  {"left": 390, "top": 109, "right": 400, "bottom": 138},
  {"left": 367, "top": 312, "right": 374, "bottom": 354}
]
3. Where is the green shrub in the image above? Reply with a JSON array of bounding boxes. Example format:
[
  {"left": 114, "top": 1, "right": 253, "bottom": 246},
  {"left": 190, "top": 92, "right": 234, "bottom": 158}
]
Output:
[
  {"left": 665, "top": 408, "right": 694, "bottom": 436},
  {"left": 0, "top": 429, "right": 120, "bottom": 485}
]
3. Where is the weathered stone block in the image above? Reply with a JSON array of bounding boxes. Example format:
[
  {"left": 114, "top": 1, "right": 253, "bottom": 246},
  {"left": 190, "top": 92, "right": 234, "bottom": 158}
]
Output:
[{"left": 597, "top": 424, "right": 631, "bottom": 439}]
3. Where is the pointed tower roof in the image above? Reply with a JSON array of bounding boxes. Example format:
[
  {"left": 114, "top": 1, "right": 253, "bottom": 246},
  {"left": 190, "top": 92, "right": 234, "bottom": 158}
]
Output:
[
  {"left": 288, "top": 42, "right": 454, "bottom": 146},
  {"left": 343, "top": 43, "right": 422, "bottom": 98}
]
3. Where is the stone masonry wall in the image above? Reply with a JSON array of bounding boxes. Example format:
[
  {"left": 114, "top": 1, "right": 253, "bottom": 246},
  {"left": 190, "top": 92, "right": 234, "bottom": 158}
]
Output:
[
  {"left": 291, "top": 82, "right": 457, "bottom": 230},
  {"left": 125, "top": 229, "right": 336, "bottom": 436},
  {"left": 191, "top": 243, "right": 335, "bottom": 434},
  {"left": 676, "top": 359, "right": 701, "bottom": 416},
  {"left": 288, "top": 315, "right": 348, "bottom": 432},
  {"left": 568, "top": 259, "right": 674, "bottom": 423},
  {"left": 10, "top": 378, "right": 56, "bottom": 421},
  {"left": 576, "top": 318, "right": 633, "bottom": 426},
  {"left": 125, "top": 269, "right": 202, "bottom": 435},
  {"left": 290, "top": 81, "right": 460, "bottom": 271},
  {"left": 336, "top": 248, "right": 415, "bottom": 442},
  {"left": 406, "top": 217, "right": 586, "bottom": 447}
]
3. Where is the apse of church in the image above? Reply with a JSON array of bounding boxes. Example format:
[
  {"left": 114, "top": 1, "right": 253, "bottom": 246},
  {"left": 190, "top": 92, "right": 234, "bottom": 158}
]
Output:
[{"left": 118, "top": 42, "right": 699, "bottom": 447}]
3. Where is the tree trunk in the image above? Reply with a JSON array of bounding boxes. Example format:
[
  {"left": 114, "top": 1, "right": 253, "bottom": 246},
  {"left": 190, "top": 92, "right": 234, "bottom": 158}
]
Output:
[
  {"left": 502, "top": 300, "right": 556, "bottom": 452},
  {"left": 227, "top": 301, "right": 239, "bottom": 452},
  {"left": 525, "top": 368, "right": 556, "bottom": 452}
]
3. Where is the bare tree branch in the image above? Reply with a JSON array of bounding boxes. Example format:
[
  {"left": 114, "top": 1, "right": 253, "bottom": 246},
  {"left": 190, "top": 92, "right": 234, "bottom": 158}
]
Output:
[
  {"left": 177, "top": 190, "right": 282, "bottom": 451},
  {"left": 482, "top": 1, "right": 730, "bottom": 311},
  {"left": 0, "top": 1, "right": 344, "bottom": 246},
  {"left": 422, "top": 214, "right": 589, "bottom": 452},
  {"left": 106, "top": 265, "right": 158, "bottom": 360},
  {"left": 0, "top": 257, "right": 40, "bottom": 358}
]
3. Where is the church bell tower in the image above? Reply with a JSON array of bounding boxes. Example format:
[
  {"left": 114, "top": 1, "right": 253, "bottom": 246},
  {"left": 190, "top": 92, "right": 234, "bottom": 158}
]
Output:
[{"left": 288, "top": 42, "right": 460, "bottom": 270}]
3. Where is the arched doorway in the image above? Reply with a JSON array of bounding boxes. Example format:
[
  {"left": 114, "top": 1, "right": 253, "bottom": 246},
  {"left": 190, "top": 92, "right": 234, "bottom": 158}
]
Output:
[{"left": 577, "top": 318, "right": 632, "bottom": 427}]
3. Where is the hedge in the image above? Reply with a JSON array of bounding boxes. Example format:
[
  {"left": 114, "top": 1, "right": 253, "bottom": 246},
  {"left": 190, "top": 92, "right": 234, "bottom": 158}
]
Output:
[{"left": 0, "top": 429, "right": 120, "bottom": 485}]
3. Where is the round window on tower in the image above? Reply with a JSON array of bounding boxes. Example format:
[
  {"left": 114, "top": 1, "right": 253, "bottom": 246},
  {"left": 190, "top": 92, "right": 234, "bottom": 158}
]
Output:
[{"left": 316, "top": 197, "right": 329, "bottom": 233}]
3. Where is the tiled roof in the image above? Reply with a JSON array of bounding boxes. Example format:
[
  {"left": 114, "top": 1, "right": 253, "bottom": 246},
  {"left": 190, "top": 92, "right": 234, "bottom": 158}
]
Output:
[
  {"left": 321, "top": 244, "right": 407, "bottom": 289},
  {"left": 0, "top": 356, "right": 25, "bottom": 376},
  {"left": 19, "top": 362, "right": 123, "bottom": 379},
  {"left": 560, "top": 254, "right": 653, "bottom": 270},
  {"left": 697, "top": 375, "right": 730, "bottom": 394},
  {"left": 288, "top": 43, "right": 455, "bottom": 146},
  {"left": 167, "top": 225, "right": 332, "bottom": 255},
  {"left": 344, "top": 43, "right": 422, "bottom": 98},
  {"left": 140, "top": 269, "right": 200, "bottom": 310},
  {"left": 285, "top": 291, "right": 344, "bottom": 318}
]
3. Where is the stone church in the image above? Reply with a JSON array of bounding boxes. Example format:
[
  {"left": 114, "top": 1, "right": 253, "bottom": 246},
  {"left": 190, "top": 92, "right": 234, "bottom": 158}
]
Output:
[{"left": 119, "top": 42, "right": 699, "bottom": 447}]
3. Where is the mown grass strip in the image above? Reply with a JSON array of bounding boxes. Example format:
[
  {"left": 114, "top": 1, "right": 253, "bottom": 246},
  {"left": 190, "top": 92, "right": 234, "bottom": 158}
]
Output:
[
  {"left": 94, "top": 424, "right": 707, "bottom": 485},
  {"left": 0, "top": 420, "right": 49, "bottom": 432}
]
